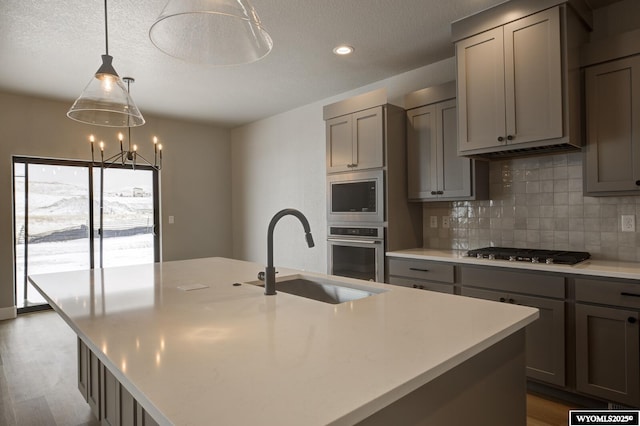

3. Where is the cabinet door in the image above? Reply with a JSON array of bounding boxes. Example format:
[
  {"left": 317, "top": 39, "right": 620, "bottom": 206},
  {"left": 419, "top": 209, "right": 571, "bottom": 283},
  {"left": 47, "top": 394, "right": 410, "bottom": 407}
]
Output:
[
  {"left": 102, "top": 366, "right": 119, "bottom": 426},
  {"left": 456, "top": 27, "right": 506, "bottom": 153},
  {"left": 585, "top": 55, "right": 640, "bottom": 194},
  {"left": 576, "top": 304, "right": 640, "bottom": 406},
  {"left": 503, "top": 7, "right": 562, "bottom": 145},
  {"left": 77, "top": 338, "right": 89, "bottom": 401},
  {"left": 510, "top": 293, "right": 565, "bottom": 387},
  {"left": 88, "top": 351, "right": 101, "bottom": 420},
  {"left": 326, "top": 114, "right": 353, "bottom": 173},
  {"left": 461, "top": 287, "right": 565, "bottom": 386},
  {"left": 352, "top": 106, "right": 384, "bottom": 170},
  {"left": 438, "top": 99, "right": 472, "bottom": 198},
  {"left": 406, "top": 104, "right": 438, "bottom": 200}
]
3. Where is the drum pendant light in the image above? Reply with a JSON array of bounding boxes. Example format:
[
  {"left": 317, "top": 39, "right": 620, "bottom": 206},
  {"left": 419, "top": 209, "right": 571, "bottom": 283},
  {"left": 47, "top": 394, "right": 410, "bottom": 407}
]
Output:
[
  {"left": 149, "top": 0, "right": 273, "bottom": 66},
  {"left": 67, "top": 0, "right": 145, "bottom": 127}
]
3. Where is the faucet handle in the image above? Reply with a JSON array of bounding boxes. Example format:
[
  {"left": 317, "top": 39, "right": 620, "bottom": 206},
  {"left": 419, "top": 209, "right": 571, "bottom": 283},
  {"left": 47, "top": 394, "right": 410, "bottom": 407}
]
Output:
[{"left": 257, "top": 270, "right": 278, "bottom": 281}]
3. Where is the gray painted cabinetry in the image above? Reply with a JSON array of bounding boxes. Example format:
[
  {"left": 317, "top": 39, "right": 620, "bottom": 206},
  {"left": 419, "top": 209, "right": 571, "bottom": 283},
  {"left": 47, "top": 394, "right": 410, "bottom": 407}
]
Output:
[
  {"left": 574, "top": 278, "right": 640, "bottom": 406},
  {"left": 326, "top": 106, "right": 384, "bottom": 173},
  {"left": 584, "top": 54, "right": 640, "bottom": 195},
  {"left": 453, "top": 2, "right": 587, "bottom": 157},
  {"left": 459, "top": 266, "right": 566, "bottom": 387},
  {"left": 386, "top": 256, "right": 640, "bottom": 407},
  {"left": 77, "top": 338, "right": 159, "bottom": 426},
  {"left": 404, "top": 82, "right": 488, "bottom": 201}
]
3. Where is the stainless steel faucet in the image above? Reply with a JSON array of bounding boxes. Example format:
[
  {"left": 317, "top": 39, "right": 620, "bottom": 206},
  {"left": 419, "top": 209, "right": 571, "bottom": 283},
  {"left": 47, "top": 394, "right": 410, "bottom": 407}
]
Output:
[{"left": 264, "top": 208, "right": 315, "bottom": 295}]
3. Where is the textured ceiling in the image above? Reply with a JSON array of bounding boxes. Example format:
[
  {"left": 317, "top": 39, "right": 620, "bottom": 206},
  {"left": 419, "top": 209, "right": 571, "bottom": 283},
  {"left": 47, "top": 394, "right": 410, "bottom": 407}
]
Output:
[{"left": 0, "top": 0, "right": 618, "bottom": 128}]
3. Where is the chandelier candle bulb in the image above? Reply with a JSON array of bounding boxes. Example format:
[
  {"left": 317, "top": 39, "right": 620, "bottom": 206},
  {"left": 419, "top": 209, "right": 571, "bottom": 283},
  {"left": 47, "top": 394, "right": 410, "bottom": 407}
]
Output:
[
  {"left": 89, "top": 135, "right": 95, "bottom": 162},
  {"left": 118, "top": 133, "right": 124, "bottom": 153}
]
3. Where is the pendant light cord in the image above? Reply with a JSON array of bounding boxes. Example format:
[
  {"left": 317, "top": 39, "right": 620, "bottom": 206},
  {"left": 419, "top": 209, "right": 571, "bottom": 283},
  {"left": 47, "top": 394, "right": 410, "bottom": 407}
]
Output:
[{"left": 104, "top": 0, "right": 109, "bottom": 55}]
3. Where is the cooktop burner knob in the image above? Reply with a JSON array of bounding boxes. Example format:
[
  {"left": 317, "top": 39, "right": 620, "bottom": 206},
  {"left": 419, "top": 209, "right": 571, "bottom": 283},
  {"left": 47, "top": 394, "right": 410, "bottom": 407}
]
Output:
[
  {"left": 509, "top": 256, "right": 517, "bottom": 261},
  {"left": 531, "top": 257, "right": 539, "bottom": 264},
  {"left": 488, "top": 254, "right": 495, "bottom": 260},
  {"left": 546, "top": 258, "right": 554, "bottom": 264}
]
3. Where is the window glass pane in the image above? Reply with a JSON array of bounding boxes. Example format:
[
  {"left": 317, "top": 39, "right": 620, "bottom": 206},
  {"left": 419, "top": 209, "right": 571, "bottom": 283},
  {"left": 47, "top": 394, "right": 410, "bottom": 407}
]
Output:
[
  {"left": 95, "top": 167, "right": 155, "bottom": 268},
  {"left": 25, "top": 164, "right": 91, "bottom": 304}
]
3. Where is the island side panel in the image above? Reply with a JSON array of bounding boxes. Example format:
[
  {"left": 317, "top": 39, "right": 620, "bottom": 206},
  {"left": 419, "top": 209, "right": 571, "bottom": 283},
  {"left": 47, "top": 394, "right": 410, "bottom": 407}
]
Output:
[{"left": 357, "top": 330, "right": 526, "bottom": 426}]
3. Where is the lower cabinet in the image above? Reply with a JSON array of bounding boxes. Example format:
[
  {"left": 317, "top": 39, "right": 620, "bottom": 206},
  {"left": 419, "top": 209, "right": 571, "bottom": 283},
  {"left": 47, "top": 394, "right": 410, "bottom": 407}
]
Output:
[
  {"left": 461, "top": 286, "right": 566, "bottom": 387},
  {"left": 574, "top": 277, "right": 640, "bottom": 407},
  {"left": 78, "top": 338, "right": 159, "bottom": 426}
]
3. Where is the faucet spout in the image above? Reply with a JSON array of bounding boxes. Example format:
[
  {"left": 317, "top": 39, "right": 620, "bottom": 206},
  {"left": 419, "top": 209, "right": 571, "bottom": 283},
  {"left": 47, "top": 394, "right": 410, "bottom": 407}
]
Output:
[{"left": 265, "top": 208, "right": 314, "bottom": 296}]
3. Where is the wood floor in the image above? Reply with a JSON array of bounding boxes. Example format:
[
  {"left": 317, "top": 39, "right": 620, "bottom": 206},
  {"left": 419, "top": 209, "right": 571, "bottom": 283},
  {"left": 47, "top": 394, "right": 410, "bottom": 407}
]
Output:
[{"left": 0, "top": 310, "right": 575, "bottom": 426}]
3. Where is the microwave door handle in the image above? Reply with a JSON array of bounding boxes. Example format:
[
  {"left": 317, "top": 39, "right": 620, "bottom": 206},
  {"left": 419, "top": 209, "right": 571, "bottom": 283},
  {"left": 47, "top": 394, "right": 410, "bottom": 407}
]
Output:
[{"left": 327, "top": 238, "right": 382, "bottom": 244}]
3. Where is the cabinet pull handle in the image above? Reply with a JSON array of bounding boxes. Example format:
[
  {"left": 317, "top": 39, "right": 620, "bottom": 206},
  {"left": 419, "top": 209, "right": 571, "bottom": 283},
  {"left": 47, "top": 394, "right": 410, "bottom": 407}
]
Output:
[
  {"left": 507, "top": 135, "right": 514, "bottom": 141},
  {"left": 409, "top": 267, "right": 429, "bottom": 272},
  {"left": 621, "top": 292, "right": 640, "bottom": 298},
  {"left": 437, "top": 191, "right": 444, "bottom": 195},
  {"left": 629, "top": 317, "right": 638, "bottom": 324},
  {"left": 430, "top": 191, "right": 437, "bottom": 195},
  {"left": 497, "top": 136, "right": 504, "bottom": 142},
  {"left": 636, "top": 180, "right": 640, "bottom": 186}
]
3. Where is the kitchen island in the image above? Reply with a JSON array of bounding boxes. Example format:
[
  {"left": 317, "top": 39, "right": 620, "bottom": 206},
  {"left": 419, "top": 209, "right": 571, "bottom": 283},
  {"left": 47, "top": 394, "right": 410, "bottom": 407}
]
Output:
[{"left": 29, "top": 257, "right": 538, "bottom": 425}]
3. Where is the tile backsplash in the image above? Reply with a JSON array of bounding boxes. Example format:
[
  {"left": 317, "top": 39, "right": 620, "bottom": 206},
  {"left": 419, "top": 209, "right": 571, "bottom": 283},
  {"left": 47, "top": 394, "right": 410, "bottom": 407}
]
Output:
[{"left": 422, "top": 152, "right": 640, "bottom": 262}]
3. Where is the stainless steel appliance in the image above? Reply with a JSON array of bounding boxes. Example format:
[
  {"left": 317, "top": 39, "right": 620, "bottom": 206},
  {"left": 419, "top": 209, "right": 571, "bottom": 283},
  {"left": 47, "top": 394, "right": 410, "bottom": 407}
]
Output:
[
  {"left": 467, "top": 247, "right": 590, "bottom": 265},
  {"left": 327, "top": 225, "right": 385, "bottom": 282},
  {"left": 327, "top": 170, "right": 384, "bottom": 224}
]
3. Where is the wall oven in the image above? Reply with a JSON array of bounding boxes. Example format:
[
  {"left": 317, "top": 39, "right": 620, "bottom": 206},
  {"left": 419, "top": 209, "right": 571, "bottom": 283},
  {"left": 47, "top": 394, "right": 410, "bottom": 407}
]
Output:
[
  {"left": 327, "top": 225, "right": 385, "bottom": 282},
  {"left": 327, "top": 170, "right": 384, "bottom": 224}
]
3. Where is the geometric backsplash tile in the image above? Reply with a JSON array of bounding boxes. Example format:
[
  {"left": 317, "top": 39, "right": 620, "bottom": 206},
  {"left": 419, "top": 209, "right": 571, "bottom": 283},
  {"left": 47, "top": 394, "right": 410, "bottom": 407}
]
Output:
[{"left": 422, "top": 152, "right": 640, "bottom": 261}]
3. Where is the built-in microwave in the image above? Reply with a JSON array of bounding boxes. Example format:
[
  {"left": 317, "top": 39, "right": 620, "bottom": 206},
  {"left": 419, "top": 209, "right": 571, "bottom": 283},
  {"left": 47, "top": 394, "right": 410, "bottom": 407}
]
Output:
[{"left": 327, "top": 170, "right": 384, "bottom": 223}]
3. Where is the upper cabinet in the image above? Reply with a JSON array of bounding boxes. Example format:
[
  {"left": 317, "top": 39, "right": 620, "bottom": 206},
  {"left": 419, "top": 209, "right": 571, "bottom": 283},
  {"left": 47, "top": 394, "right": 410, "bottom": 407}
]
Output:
[
  {"left": 582, "top": 29, "right": 640, "bottom": 195},
  {"left": 405, "top": 81, "right": 488, "bottom": 201},
  {"left": 326, "top": 106, "right": 384, "bottom": 173},
  {"left": 453, "top": 1, "right": 589, "bottom": 158}
]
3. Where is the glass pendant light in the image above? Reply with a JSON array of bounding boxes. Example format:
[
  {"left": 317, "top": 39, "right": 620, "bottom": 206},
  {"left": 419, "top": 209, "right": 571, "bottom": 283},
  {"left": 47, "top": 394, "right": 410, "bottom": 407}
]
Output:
[
  {"left": 149, "top": 0, "right": 273, "bottom": 66},
  {"left": 67, "top": 0, "right": 145, "bottom": 127}
]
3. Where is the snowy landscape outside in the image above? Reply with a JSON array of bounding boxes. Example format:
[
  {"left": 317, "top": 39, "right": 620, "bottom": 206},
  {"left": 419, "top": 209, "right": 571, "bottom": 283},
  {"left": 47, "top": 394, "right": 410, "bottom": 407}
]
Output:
[{"left": 14, "top": 162, "right": 155, "bottom": 306}]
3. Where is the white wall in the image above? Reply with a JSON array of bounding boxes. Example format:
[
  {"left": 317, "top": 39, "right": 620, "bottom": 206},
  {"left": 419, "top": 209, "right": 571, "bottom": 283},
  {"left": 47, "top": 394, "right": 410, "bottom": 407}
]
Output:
[
  {"left": 0, "top": 91, "right": 232, "bottom": 317},
  {"left": 231, "top": 57, "right": 456, "bottom": 273}
]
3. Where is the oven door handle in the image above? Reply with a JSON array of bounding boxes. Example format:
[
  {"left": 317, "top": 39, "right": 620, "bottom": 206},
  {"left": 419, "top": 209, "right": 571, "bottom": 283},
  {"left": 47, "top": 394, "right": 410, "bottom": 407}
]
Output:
[{"left": 327, "top": 238, "right": 382, "bottom": 245}]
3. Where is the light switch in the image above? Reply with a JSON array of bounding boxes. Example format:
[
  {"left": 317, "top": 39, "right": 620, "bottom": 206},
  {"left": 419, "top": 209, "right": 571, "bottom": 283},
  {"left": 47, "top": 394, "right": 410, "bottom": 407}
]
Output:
[{"left": 168, "top": 215, "right": 175, "bottom": 224}]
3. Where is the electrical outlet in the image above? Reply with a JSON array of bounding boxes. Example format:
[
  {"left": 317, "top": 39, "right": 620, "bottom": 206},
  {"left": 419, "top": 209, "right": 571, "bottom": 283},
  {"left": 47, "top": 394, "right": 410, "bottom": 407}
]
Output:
[
  {"left": 621, "top": 215, "right": 635, "bottom": 232},
  {"left": 442, "top": 216, "right": 450, "bottom": 229},
  {"left": 430, "top": 216, "right": 438, "bottom": 228},
  {"left": 168, "top": 215, "right": 175, "bottom": 224}
]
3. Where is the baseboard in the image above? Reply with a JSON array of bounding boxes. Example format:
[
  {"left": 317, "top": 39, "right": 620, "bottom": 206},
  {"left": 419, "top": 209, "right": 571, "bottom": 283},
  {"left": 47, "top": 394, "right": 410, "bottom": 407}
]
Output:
[{"left": 0, "top": 306, "right": 17, "bottom": 321}]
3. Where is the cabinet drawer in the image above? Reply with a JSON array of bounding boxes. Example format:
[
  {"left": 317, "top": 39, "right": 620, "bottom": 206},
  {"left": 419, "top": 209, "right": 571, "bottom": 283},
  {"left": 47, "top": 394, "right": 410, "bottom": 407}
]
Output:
[
  {"left": 387, "top": 258, "right": 454, "bottom": 283},
  {"left": 460, "top": 265, "right": 564, "bottom": 298},
  {"left": 575, "top": 278, "right": 640, "bottom": 309},
  {"left": 389, "top": 276, "right": 454, "bottom": 294}
]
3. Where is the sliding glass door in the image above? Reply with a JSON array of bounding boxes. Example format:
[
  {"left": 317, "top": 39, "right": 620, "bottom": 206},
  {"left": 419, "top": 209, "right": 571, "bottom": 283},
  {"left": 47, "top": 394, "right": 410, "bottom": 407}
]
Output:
[{"left": 13, "top": 157, "right": 159, "bottom": 312}]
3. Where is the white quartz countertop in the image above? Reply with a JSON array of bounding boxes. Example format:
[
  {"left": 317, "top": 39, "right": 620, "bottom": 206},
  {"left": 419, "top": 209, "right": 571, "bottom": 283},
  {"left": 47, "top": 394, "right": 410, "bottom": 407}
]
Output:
[
  {"left": 387, "top": 248, "right": 640, "bottom": 281},
  {"left": 29, "top": 257, "right": 538, "bottom": 426}
]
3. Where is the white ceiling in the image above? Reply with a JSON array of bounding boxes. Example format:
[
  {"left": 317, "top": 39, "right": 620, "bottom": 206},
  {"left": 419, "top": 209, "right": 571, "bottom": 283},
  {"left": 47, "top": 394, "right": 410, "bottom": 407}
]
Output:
[{"left": 0, "top": 0, "right": 619, "bottom": 128}]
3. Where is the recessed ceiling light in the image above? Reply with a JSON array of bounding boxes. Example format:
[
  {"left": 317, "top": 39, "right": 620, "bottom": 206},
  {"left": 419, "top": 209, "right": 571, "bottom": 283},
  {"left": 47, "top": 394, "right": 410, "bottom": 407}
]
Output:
[{"left": 333, "top": 45, "right": 354, "bottom": 55}]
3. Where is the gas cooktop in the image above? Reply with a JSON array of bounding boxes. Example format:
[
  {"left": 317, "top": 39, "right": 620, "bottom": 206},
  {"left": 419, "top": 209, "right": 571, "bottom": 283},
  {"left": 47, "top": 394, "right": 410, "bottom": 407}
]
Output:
[{"left": 467, "top": 247, "right": 590, "bottom": 265}]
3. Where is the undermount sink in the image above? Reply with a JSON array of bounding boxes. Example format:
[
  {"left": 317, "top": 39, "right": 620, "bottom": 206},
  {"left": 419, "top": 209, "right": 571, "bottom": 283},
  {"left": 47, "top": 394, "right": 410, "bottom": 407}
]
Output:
[{"left": 247, "top": 274, "right": 386, "bottom": 304}]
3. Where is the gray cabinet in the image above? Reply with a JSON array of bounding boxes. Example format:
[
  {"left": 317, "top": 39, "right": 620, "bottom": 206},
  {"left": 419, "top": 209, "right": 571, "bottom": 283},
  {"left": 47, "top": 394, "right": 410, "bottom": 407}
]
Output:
[
  {"left": 584, "top": 55, "right": 640, "bottom": 195},
  {"left": 405, "top": 82, "right": 488, "bottom": 201},
  {"left": 387, "top": 257, "right": 455, "bottom": 294},
  {"left": 77, "top": 338, "right": 160, "bottom": 426},
  {"left": 574, "top": 277, "right": 640, "bottom": 406},
  {"left": 460, "top": 266, "right": 566, "bottom": 387},
  {"left": 454, "top": 4, "right": 585, "bottom": 157},
  {"left": 326, "top": 106, "right": 384, "bottom": 173}
]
